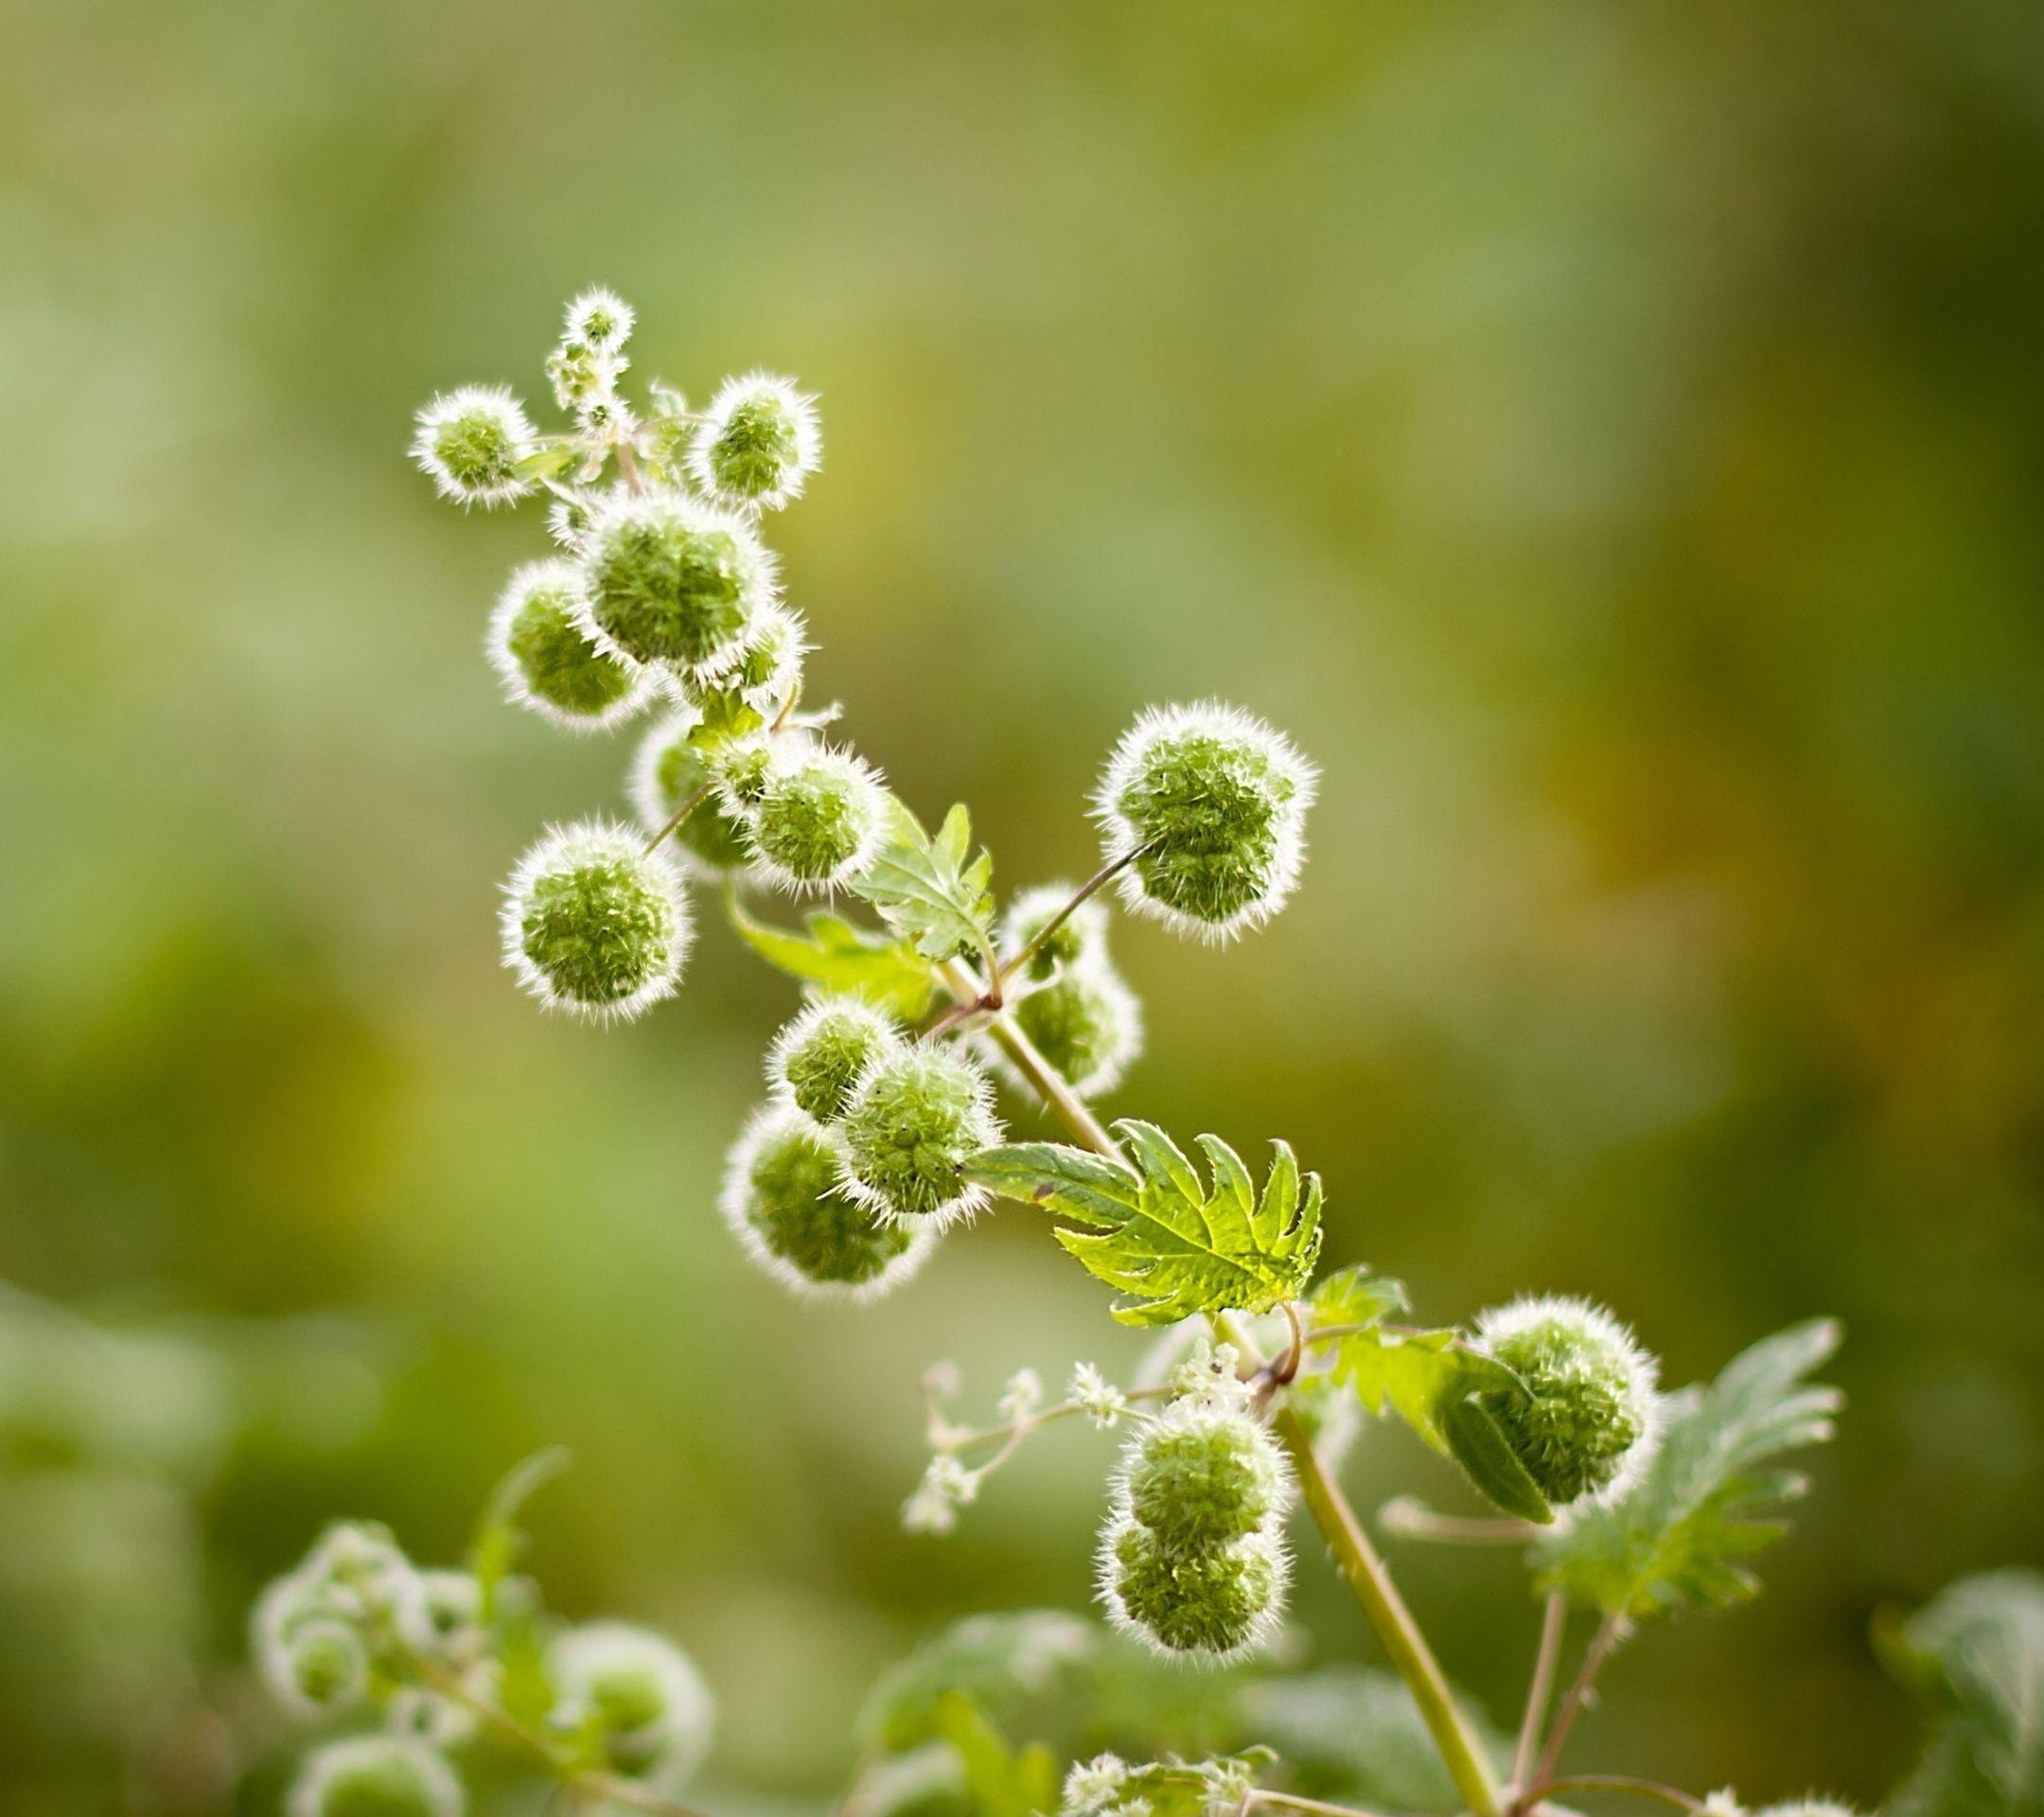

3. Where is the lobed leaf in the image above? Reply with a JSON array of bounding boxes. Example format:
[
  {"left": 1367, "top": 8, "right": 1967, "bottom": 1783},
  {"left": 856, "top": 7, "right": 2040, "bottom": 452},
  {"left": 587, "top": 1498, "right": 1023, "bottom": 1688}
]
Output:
[
  {"left": 853, "top": 799, "right": 996, "bottom": 963},
  {"left": 727, "top": 893, "right": 936, "bottom": 1018}
]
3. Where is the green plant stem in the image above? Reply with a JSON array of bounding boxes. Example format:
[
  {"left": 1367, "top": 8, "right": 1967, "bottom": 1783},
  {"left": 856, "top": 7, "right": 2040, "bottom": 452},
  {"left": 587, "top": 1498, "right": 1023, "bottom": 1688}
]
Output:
[
  {"left": 1528, "top": 1613, "right": 1630, "bottom": 1793},
  {"left": 645, "top": 781, "right": 715, "bottom": 856},
  {"left": 1524, "top": 1777, "right": 1701, "bottom": 1814},
  {"left": 934, "top": 957, "right": 1502, "bottom": 1817},
  {"left": 994, "top": 844, "right": 1149, "bottom": 984},
  {"left": 1511, "top": 1595, "right": 1568, "bottom": 1794}
]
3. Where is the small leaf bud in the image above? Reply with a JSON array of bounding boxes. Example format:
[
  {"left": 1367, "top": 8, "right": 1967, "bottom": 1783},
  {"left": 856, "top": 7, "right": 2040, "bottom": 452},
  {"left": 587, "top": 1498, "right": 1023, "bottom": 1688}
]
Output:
[
  {"left": 1099, "top": 1516, "right": 1288, "bottom": 1665},
  {"left": 628, "top": 710, "right": 759, "bottom": 878},
  {"left": 288, "top": 1736, "right": 463, "bottom": 1817},
  {"left": 411, "top": 386, "right": 537, "bottom": 509},
  {"left": 689, "top": 372, "right": 821, "bottom": 512},
  {"left": 1472, "top": 1295, "right": 1661, "bottom": 1509},
  {"left": 1118, "top": 1401, "right": 1290, "bottom": 1555},
  {"left": 549, "top": 1621, "right": 714, "bottom": 1788},
  {"left": 501, "top": 820, "right": 692, "bottom": 1023},
  {"left": 720, "top": 1105, "right": 933, "bottom": 1299},
  {"left": 1001, "top": 962, "right": 1143, "bottom": 1097},
  {"left": 838, "top": 1047, "right": 1002, "bottom": 1226},
  {"left": 746, "top": 744, "right": 888, "bottom": 895},
  {"left": 487, "top": 558, "right": 653, "bottom": 731},
  {"left": 767, "top": 996, "right": 905, "bottom": 1123},
  {"left": 575, "top": 490, "right": 776, "bottom": 681},
  {"left": 997, "top": 883, "right": 1112, "bottom": 987},
  {"left": 1094, "top": 702, "right": 1316, "bottom": 941}
]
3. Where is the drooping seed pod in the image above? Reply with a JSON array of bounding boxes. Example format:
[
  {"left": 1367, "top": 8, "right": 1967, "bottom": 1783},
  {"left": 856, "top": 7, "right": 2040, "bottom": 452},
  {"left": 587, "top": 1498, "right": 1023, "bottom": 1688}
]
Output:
[
  {"left": 720, "top": 1105, "right": 934, "bottom": 1300},
  {"left": 627, "top": 711, "right": 759, "bottom": 878},
  {"left": 838, "top": 1047, "right": 1002, "bottom": 1227},
  {"left": 1098, "top": 1516, "right": 1289, "bottom": 1666},
  {"left": 1472, "top": 1295, "right": 1660, "bottom": 1510},
  {"left": 288, "top": 1736, "right": 464, "bottom": 1817},
  {"left": 1117, "top": 1400, "right": 1291, "bottom": 1555},
  {"left": 996, "top": 884, "right": 1112, "bottom": 988},
  {"left": 688, "top": 372, "right": 820, "bottom": 512},
  {"left": 411, "top": 386, "right": 537, "bottom": 509},
  {"left": 574, "top": 490, "right": 775, "bottom": 682},
  {"left": 1002, "top": 962, "right": 1143, "bottom": 1097},
  {"left": 500, "top": 820, "right": 692, "bottom": 1023},
  {"left": 548, "top": 1621, "right": 714, "bottom": 1790},
  {"left": 744, "top": 744, "right": 887, "bottom": 894},
  {"left": 766, "top": 997, "right": 905, "bottom": 1123},
  {"left": 1093, "top": 702, "right": 1316, "bottom": 942},
  {"left": 487, "top": 559, "right": 652, "bottom": 731}
]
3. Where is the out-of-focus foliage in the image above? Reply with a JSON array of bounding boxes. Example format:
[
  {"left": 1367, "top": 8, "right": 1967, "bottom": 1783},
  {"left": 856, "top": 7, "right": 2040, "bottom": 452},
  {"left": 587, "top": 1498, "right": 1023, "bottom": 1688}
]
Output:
[{"left": 3, "top": 0, "right": 2043, "bottom": 1810}]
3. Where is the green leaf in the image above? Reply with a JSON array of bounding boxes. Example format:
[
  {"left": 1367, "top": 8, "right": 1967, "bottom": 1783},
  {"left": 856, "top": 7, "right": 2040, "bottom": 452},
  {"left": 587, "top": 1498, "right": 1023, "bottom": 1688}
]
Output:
[
  {"left": 853, "top": 799, "right": 996, "bottom": 963},
  {"left": 927, "top": 1692, "right": 1060, "bottom": 1817},
  {"left": 858, "top": 1612, "right": 1101, "bottom": 1755},
  {"left": 1530, "top": 1318, "right": 1842, "bottom": 1617},
  {"left": 1880, "top": 1571, "right": 2044, "bottom": 1817},
  {"left": 513, "top": 443, "right": 580, "bottom": 480},
  {"left": 965, "top": 1121, "right": 1323, "bottom": 1328},
  {"left": 727, "top": 893, "right": 936, "bottom": 1019},
  {"left": 467, "top": 1445, "right": 570, "bottom": 1620},
  {"left": 1308, "top": 1267, "right": 1551, "bottom": 1524}
]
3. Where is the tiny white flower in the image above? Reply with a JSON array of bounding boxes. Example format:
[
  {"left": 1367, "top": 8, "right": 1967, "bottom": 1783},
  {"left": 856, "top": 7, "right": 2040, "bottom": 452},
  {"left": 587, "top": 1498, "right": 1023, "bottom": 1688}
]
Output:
[
  {"left": 998, "top": 1367, "right": 1045, "bottom": 1423},
  {"left": 1068, "top": 1362, "right": 1130, "bottom": 1429},
  {"left": 1061, "top": 1755, "right": 1131, "bottom": 1817}
]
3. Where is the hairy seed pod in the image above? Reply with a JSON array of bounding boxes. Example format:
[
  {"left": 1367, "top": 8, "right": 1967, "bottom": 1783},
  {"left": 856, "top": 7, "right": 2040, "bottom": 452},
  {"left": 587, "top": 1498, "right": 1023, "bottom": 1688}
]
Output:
[
  {"left": 252, "top": 1568, "right": 373, "bottom": 1718},
  {"left": 689, "top": 601, "right": 808, "bottom": 723},
  {"left": 628, "top": 711, "right": 759, "bottom": 878},
  {"left": 721, "top": 1105, "right": 934, "bottom": 1299},
  {"left": 997, "top": 883, "right": 1112, "bottom": 987},
  {"left": 488, "top": 559, "right": 652, "bottom": 731},
  {"left": 564, "top": 287, "right": 635, "bottom": 351},
  {"left": 574, "top": 490, "right": 775, "bottom": 681},
  {"left": 767, "top": 997, "right": 905, "bottom": 1123},
  {"left": 746, "top": 745, "right": 887, "bottom": 894},
  {"left": 838, "top": 1047, "right": 1002, "bottom": 1226},
  {"left": 1473, "top": 1296, "right": 1660, "bottom": 1509},
  {"left": 1119, "top": 1401, "right": 1290, "bottom": 1555},
  {"left": 689, "top": 372, "right": 820, "bottom": 511},
  {"left": 501, "top": 820, "right": 692, "bottom": 1023},
  {"left": 414, "top": 1569, "right": 485, "bottom": 1666},
  {"left": 411, "top": 386, "right": 537, "bottom": 509},
  {"left": 1093, "top": 702, "right": 1316, "bottom": 942},
  {"left": 549, "top": 1621, "right": 714, "bottom": 1789},
  {"left": 1099, "top": 1517, "right": 1288, "bottom": 1665},
  {"left": 289, "top": 1736, "right": 464, "bottom": 1817},
  {"left": 1002, "top": 962, "right": 1143, "bottom": 1097}
]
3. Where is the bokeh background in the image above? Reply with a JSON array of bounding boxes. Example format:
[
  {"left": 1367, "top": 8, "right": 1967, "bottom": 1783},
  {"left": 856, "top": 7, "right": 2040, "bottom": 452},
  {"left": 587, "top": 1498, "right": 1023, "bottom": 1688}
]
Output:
[{"left": 4, "top": 1, "right": 2043, "bottom": 1810}]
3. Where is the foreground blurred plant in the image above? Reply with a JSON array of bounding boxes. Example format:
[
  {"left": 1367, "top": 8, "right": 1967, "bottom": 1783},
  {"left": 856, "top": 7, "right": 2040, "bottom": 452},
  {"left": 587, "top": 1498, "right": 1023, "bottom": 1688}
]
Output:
[{"left": 248, "top": 291, "right": 2040, "bottom": 1816}]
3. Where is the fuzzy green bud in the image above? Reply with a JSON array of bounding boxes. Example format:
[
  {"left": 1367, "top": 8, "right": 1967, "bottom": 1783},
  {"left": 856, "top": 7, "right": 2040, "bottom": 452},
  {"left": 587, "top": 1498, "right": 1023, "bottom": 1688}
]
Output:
[
  {"left": 1100, "top": 1519, "right": 1287, "bottom": 1664},
  {"left": 1473, "top": 1296, "right": 1660, "bottom": 1509},
  {"left": 768, "top": 997, "right": 905, "bottom": 1123},
  {"left": 746, "top": 745, "right": 887, "bottom": 894},
  {"left": 689, "top": 373, "right": 820, "bottom": 511},
  {"left": 1094, "top": 702, "right": 1316, "bottom": 941},
  {"left": 488, "top": 558, "right": 651, "bottom": 730},
  {"left": 565, "top": 287, "right": 635, "bottom": 352},
  {"left": 690, "top": 601, "right": 807, "bottom": 722},
  {"left": 839, "top": 1047, "right": 1002, "bottom": 1226},
  {"left": 576, "top": 491, "right": 774, "bottom": 680},
  {"left": 628, "top": 712, "right": 759, "bottom": 877},
  {"left": 721, "top": 1106, "right": 934, "bottom": 1299},
  {"left": 411, "top": 386, "right": 537, "bottom": 509},
  {"left": 288, "top": 1737, "right": 463, "bottom": 1817},
  {"left": 501, "top": 820, "right": 692, "bottom": 1022},
  {"left": 1119, "top": 1402, "right": 1288, "bottom": 1554},
  {"left": 997, "top": 884, "right": 1111, "bottom": 986},
  {"left": 1004, "top": 963, "right": 1143, "bottom": 1097},
  {"left": 549, "top": 1621, "right": 714, "bottom": 1788}
]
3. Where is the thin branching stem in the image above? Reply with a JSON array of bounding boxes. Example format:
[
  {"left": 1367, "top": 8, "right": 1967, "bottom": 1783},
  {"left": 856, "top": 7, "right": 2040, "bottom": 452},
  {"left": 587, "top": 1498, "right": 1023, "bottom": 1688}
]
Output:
[
  {"left": 1529, "top": 1612, "right": 1631, "bottom": 1792},
  {"left": 1512, "top": 1594, "right": 1569, "bottom": 1793},
  {"left": 994, "top": 843, "right": 1152, "bottom": 984},
  {"left": 644, "top": 782, "right": 715, "bottom": 856},
  {"left": 1525, "top": 1776, "right": 1703, "bottom": 1813},
  {"left": 1379, "top": 1499, "right": 1541, "bottom": 1546}
]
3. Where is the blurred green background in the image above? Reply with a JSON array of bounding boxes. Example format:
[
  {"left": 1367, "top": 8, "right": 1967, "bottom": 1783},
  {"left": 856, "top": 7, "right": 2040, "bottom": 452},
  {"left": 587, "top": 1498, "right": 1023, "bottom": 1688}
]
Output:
[{"left": 4, "top": 0, "right": 2042, "bottom": 1810}]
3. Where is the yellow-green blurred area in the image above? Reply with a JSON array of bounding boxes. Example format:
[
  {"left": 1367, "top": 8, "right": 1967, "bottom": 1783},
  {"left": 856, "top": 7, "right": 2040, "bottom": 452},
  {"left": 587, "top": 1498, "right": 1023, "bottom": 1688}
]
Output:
[{"left": 3, "top": 0, "right": 2042, "bottom": 1810}]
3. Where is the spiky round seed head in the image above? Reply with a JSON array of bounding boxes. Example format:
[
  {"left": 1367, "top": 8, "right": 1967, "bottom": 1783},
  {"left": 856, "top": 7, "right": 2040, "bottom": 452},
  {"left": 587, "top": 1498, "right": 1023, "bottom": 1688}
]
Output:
[
  {"left": 1099, "top": 1517, "right": 1288, "bottom": 1665},
  {"left": 768, "top": 997, "right": 905, "bottom": 1123},
  {"left": 689, "top": 372, "right": 820, "bottom": 511},
  {"left": 415, "top": 1569, "right": 485, "bottom": 1665},
  {"left": 487, "top": 558, "right": 652, "bottom": 731},
  {"left": 838, "top": 1047, "right": 1002, "bottom": 1226},
  {"left": 628, "top": 712, "right": 759, "bottom": 877},
  {"left": 1119, "top": 1401, "right": 1290, "bottom": 1554},
  {"left": 689, "top": 602, "right": 808, "bottom": 721},
  {"left": 1094, "top": 703, "right": 1316, "bottom": 942},
  {"left": 1003, "top": 963, "right": 1143, "bottom": 1098},
  {"left": 549, "top": 1621, "right": 714, "bottom": 1787},
  {"left": 501, "top": 820, "right": 692, "bottom": 1023},
  {"left": 565, "top": 287, "right": 634, "bottom": 351},
  {"left": 715, "top": 737, "right": 783, "bottom": 813},
  {"left": 574, "top": 490, "right": 775, "bottom": 680},
  {"left": 411, "top": 386, "right": 537, "bottom": 509},
  {"left": 746, "top": 745, "right": 887, "bottom": 894},
  {"left": 997, "top": 884, "right": 1112, "bottom": 987},
  {"left": 289, "top": 1736, "right": 463, "bottom": 1817},
  {"left": 1473, "top": 1296, "right": 1661, "bottom": 1509},
  {"left": 547, "top": 490, "right": 599, "bottom": 552},
  {"left": 286, "top": 1616, "right": 370, "bottom": 1710},
  {"left": 1754, "top": 1803, "right": 1859, "bottom": 1817},
  {"left": 720, "top": 1105, "right": 935, "bottom": 1300}
]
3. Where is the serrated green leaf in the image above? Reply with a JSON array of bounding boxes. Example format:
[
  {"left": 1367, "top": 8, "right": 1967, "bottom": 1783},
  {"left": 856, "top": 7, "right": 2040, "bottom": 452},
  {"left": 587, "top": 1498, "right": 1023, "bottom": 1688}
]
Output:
[
  {"left": 1530, "top": 1318, "right": 1842, "bottom": 1618},
  {"left": 853, "top": 799, "right": 996, "bottom": 962},
  {"left": 727, "top": 893, "right": 936, "bottom": 1018},
  {"left": 965, "top": 1121, "right": 1323, "bottom": 1327},
  {"left": 1880, "top": 1571, "right": 2044, "bottom": 1817}
]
